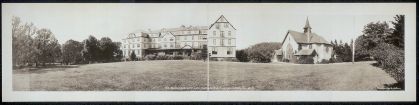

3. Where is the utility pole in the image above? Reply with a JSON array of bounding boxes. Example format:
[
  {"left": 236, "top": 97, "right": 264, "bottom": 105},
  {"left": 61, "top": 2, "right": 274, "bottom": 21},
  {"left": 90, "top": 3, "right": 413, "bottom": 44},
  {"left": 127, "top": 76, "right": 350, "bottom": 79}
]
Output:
[{"left": 352, "top": 38, "right": 355, "bottom": 64}]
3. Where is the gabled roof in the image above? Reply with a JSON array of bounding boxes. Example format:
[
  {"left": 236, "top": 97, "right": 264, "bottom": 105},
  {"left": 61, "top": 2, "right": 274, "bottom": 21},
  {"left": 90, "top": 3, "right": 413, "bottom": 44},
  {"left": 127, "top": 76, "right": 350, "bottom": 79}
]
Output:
[
  {"left": 160, "top": 32, "right": 174, "bottom": 38},
  {"left": 295, "top": 49, "right": 317, "bottom": 56},
  {"left": 284, "top": 30, "right": 329, "bottom": 44},
  {"left": 209, "top": 15, "right": 237, "bottom": 30}
]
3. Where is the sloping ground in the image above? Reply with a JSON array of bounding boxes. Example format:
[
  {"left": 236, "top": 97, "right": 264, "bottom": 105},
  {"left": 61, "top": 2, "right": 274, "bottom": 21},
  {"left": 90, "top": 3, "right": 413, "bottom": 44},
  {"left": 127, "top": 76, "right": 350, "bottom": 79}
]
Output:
[
  {"left": 209, "top": 61, "right": 397, "bottom": 91},
  {"left": 13, "top": 61, "right": 396, "bottom": 91}
]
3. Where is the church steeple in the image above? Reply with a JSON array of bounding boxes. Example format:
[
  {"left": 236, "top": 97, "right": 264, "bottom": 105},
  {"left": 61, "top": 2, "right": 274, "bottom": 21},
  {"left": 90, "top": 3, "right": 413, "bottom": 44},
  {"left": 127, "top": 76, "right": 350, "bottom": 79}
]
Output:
[
  {"left": 303, "top": 17, "right": 312, "bottom": 33},
  {"left": 304, "top": 17, "right": 312, "bottom": 43}
]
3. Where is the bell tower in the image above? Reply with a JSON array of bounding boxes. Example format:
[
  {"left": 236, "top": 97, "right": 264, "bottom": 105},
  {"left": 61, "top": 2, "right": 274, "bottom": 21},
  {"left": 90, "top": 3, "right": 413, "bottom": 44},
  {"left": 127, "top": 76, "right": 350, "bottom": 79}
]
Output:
[{"left": 303, "top": 17, "right": 312, "bottom": 42}]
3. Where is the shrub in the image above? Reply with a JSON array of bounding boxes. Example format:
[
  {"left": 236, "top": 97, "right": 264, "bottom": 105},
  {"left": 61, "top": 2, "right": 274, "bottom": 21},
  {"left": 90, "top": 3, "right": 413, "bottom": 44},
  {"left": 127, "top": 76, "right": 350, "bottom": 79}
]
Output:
[
  {"left": 370, "top": 43, "right": 404, "bottom": 82},
  {"left": 297, "top": 56, "right": 314, "bottom": 64},
  {"left": 236, "top": 50, "right": 249, "bottom": 62},
  {"left": 329, "top": 57, "right": 341, "bottom": 63},
  {"left": 245, "top": 42, "right": 282, "bottom": 63},
  {"left": 144, "top": 54, "right": 156, "bottom": 60},
  {"left": 319, "top": 59, "right": 329, "bottom": 64},
  {"left": 155, "top": 55, "right": 168, "bottom": 60},
  {"left": 190, "top": 53, "right": 203, "bottom": 60},
  {"left": 173, "top": 55, "right": 185, "bottom": 60}
]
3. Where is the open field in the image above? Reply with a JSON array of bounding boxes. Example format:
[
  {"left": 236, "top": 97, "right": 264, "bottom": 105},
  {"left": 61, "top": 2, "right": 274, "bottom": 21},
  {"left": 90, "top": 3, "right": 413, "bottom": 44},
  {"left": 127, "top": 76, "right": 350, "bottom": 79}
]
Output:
[{"left": 13, "top": 60, "right": 396, "bottom": 91}]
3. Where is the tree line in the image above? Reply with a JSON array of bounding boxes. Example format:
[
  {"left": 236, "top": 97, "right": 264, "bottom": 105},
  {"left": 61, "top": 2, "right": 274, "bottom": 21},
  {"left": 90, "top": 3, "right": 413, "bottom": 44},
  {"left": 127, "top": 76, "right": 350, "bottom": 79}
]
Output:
[{"left": 12, "top": 16, "right": 123, "bottom": 68}]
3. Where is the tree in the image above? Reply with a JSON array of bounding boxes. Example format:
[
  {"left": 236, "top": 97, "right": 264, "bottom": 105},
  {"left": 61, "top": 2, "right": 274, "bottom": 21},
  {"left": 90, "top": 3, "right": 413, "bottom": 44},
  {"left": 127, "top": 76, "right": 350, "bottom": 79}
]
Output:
[
  {"left": 386, "top": 15, "right": 404, "bottom": 49},
  {"left": 81, "top": 35, "right": 100, "bottom": 63},
  {"left": 130, "top": 50, "right": 137, "bottom": 61},
  {"left": 62, "top": 39, "right": 83, "bottom": 65},
  {"left": 12, "top": 16, "right": 38, "bottom": 67},
  {"left": 113, "top": 42, "right": 123, "bottom": 61},
  {"left": 33, "top": 28, "right": 61, "bottom": 66},
  {"left": 355, "top": 21, "right": 392, "bottom": 61},
  {"left": 360, "top": 21, "right": 392, "bottom": 50},
  {"left": 355, "top": 16, "right": 405, "bottom": 89},
  {"left": 201, "top": 45, "right": 208, "bottom": 61},
  {"left": 243, "top": 42, "right": 282, "bottom": 63},
  {"left": 98, "top": 37, "right": 115, "bottom": 62}
]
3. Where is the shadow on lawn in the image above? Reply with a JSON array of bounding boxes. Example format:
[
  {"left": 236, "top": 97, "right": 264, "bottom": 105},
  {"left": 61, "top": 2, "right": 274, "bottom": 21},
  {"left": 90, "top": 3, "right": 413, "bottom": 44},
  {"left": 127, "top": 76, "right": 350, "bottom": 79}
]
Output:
[{"left": 13, "top": 64, "right": 80, "bottom": 74}]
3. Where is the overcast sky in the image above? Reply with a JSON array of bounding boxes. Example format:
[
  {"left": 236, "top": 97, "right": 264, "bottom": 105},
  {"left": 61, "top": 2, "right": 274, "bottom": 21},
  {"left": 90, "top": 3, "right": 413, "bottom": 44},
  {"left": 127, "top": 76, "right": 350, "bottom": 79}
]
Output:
[{"left": 3, "top": 3, "right": 410, "bottom": 49}]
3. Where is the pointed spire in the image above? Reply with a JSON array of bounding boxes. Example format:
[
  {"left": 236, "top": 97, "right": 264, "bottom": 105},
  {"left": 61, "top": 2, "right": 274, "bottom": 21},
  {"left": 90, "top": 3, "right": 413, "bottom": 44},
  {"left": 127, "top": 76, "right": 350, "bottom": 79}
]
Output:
[
  {"left": 303, "top": 17, "right": 311, "bottom": 29},
  {"left": 303, "top": 17, "right": 312, "bottom": 33}
]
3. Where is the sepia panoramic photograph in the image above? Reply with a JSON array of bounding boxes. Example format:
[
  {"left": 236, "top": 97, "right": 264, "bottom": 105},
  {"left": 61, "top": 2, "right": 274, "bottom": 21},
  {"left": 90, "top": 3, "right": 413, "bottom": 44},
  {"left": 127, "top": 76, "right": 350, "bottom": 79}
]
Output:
[
  {"left": 2, "top": 3, "right": 416, "bottom": 102},
  {"left": 5, "top": 3, "right": 407, "bottom": 91}
]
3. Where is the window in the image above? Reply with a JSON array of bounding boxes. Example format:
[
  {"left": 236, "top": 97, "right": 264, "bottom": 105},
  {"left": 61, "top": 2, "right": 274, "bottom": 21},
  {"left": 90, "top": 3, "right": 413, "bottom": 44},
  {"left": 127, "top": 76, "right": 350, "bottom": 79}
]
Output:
[
  {"left": 213, "top": 31, "right": 216, "bottom": 36},
  {"left": 137, "top": 44, "right": 141, "bottom": 48},
  {"left": 170, "top": 38, "right": 173, "bottom": 41},
  {"left": 213, "top": 39, "right": 216, "bottom": 45},
  {"left": 228, "top": 39, "right": 231, "bottom": 45},
  {"left": 309, "top": 45, "right": 312, "bottom": 49},
  {"left": 164, "top": 44, "right": 167, "bottom": 48},
  {"left": 228, "top": 31, "right": 231, "bottom": 36},
  {"left": 212, "top": 47, "right": 217, "bottom": 55},
  {"left": 220, "top": 39, "right": 224, "bottom": 46},
  {"left": 216, "top": 24, "right": 220, "bottom": 29},
  {"left": 170, "top": 43, "right": 173, "bottom": 48},
  {"left": 220, "top": 31, "right": 224, "bottom": 37},
  {"left": 224, "top": 23, "right": 229, "bottom": 28},
  {"left": 227, "top": 48, "right": 232, "bottom": 55}
]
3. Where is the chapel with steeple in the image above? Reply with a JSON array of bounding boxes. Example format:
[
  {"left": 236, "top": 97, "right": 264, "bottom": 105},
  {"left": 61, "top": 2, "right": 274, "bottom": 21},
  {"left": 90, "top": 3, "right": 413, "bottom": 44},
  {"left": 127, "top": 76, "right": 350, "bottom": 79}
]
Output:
[{"left": 272, "top": 17, "right": 334, "bottom": 64}]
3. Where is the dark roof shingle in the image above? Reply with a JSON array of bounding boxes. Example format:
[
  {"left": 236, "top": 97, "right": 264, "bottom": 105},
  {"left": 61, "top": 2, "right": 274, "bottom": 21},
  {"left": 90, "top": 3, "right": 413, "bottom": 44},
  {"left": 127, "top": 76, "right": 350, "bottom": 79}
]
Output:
[{"left": 287, "top": 30, "right": 329, "bottom": 44}]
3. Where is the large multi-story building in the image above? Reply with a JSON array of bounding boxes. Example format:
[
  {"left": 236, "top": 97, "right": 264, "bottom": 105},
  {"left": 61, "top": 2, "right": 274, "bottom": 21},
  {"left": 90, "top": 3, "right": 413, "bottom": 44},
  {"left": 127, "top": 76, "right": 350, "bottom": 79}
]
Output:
[{"left": 121, "top": 15, "right": 236, "bottom": 59}]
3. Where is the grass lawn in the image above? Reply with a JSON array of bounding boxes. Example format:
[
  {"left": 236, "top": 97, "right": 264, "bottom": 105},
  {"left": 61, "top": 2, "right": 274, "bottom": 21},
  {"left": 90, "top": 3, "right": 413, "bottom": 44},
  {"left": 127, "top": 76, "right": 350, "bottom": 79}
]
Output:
[{"left": 13, "top": 60, "right": 396, "bottom": 91}]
